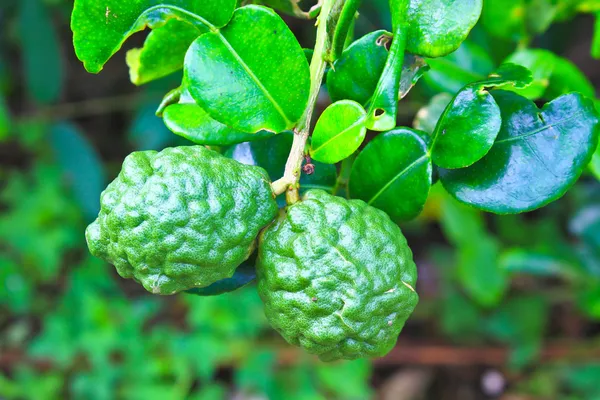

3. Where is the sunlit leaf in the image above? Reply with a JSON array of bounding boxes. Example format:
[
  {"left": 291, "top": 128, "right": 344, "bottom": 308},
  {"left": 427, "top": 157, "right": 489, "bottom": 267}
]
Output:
[
  {"left": 126, "top": 19, "right": 200, "bottom": 85},
  {"left": 71, "top": 0, "right": 236, "bottom": 73},
  {"left": 441, "top": 91, "right": 600, "bottom": 214},
  {"left": 184, "top": 6, "right": 310, "bottom": 133},
  {"left": 310, "top": 100, "right": 367, "bottom": 164},
  {"left": 349, "top": 128, "right": 432, "bottom": 221},
  {"left": 390, "top": 0, "right": 483, "bottom": 58}
]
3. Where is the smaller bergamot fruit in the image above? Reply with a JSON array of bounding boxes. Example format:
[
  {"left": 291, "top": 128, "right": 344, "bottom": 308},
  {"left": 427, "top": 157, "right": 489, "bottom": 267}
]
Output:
[
  {"left": 257, "top": 190, "right": 418, "bottom": 361},
  {"left": 86, "top": 146, "right": 278, "bottom": 295}
]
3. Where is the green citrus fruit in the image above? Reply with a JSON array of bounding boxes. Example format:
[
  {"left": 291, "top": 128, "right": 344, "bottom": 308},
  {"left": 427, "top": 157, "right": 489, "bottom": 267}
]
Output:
[
  {"left": 86, "top": 146, "right": 278, "bottom": 295},
  {"left": 257, "top": 190, "right": 418, "bottom": 361}
]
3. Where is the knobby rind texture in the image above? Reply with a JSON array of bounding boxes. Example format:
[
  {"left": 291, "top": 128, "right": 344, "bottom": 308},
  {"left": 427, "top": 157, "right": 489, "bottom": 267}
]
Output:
[
  {"left": 86, "top": 146, "right": 278, "bottom": 295},
  {"left": 257, "top": 190, "right": 419, "bottom": 361}
]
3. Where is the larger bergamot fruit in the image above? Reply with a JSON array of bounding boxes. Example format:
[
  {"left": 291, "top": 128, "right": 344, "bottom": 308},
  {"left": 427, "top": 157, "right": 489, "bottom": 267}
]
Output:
[
  {"left": 256, "top": 190, "right": 418, "bottom": 361},
  {"left": 86, "top": 146, "right": 278, "bottom": 295}
]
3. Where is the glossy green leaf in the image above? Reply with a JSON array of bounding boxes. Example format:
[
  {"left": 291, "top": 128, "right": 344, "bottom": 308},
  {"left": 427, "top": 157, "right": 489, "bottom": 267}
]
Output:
[
  {"left": 184, "top": 6, "right": 310, "bottom": 133},
  {"left": 505, "top": 49, "right": 595, "bottom": 100},
  {"left": 365, "top": 24, "right": 407, "bottom": 131},
  {"left": 186, "top": 259, "right": 256, "bottom": 296},
  {"left": 327, "top": 30, "right": 428, "bottom": 106},
  {"left": 349, "top": 128, "right": 432, "bottom": 221},
  {"left": 310, "top": 100, "right": 367, "bottom": 164},
  {"left": 227, "top": 132, "right": 338, "bottom": 193},
  {"left": 441, "top": 90, "right": 600, "bottom": 214},
  {"left": 19, "top": 0, "right": 63, "bottom": 104},
  {"left": 431, "top": 64, "right": 533, "bottom": 169},
  {"left": 163, "top": 88, "right": 274, "bottom": 146},
  {"left": 49, "top": 123, "right": 106, "bottom": 221},
  {"left": 126, "top": 20, "right": 200, "bottom": 85},
  {"left": 71, "top": 0, "right": 236, "bottom": 73},
  {"left": 390, "top": 0, "right": 483, "bottom": 58},
  {"left": 413, "top": 93, "right": 452, "bottom": 134}
]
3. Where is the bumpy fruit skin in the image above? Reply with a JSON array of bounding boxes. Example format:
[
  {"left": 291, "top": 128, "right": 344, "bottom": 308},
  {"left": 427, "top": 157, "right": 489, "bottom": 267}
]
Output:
[
  {"left": 86, "top": 146, "right": 278, "bottom": 295},
  {"left": 257, "top": 190, "right": 418, "bottom": 361}
]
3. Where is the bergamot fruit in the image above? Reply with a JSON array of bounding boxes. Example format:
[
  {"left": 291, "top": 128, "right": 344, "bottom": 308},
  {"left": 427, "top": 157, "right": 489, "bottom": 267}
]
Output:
[
  {"left": 257, "top": 190, "right": 418, "bottom": 361},
  {"left": 86, "top": 146, "right": 278, "bottom": 295}
]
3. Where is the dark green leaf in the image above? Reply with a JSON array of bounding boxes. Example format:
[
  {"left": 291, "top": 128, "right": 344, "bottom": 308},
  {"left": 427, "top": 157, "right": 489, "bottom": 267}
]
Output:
[
  {"left": 227, "top": 132, "right": 338, "bottom": 193},
  {"left": 19, "top": 0, "right": 63, "bottom": 104},
  {"left": 184, "top": 6, "right": 310, "bottom": 133},
  {"left": 365, "top": 24, "right": 407, "bottom": 131},
  {"left": 186, "top": 260, "right": 256, "bottom": 296},
  {"left": 49, "top": 123, "right": 106, "bottom": 221},
  {"left": 486, "top": 295, "right": 548, "bottom": 368},
  {"left": 349, "top": 128, "right": 432, "bottom": 221},
  {"left": 310, "top": 100, "right": 367, "bottom": 164},
  {"left": 327, "top": 30, "right": 428, "bottom": 106},
  {"left": 0, "top": 96, "right": 9, "bottom": 141},
  {"left": 163, "top": 88, "right": 274, "bottom": 146},
  {"left": 441, "top": 91, "right": 600, "bottom": 214},
  {"left": 71, "top": 0, "right": 236, "bottom": 73},
  {"left": 431, "top": 64, "right": 532, "bottom": 169},
  {"left": 126, "top": 20, "right": 200, "bottom": 85},
  {"left": 391, "top": 0, "right": 483, "bottom": 58}
]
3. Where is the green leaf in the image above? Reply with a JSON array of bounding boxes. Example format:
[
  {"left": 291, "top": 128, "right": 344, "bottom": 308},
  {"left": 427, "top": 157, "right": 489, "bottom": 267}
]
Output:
[
  {"left": 365, "top": 24, "right": 407, "bottom": 131},
  {"left": 19, "top": 0, "right": 63, "bottom": 104},
  {"left": 184, "top": 5, "right": 310, "bottom": 133},
  {"left": 391, "top": 0, "right": 483, "bottom": 58},
  {"left": 245, "top": 0, "right": 310, "bottom": 18},
  {"left": 458, "top": 235, "right": 506, "bottom": 307},
  {"left": 327, "top": 30, "right": 428, "bottom": 105},
  {"left": 413, "top": 93, "right": 452, "bottom": 134},
  {"left": 163, "top": 88, "right": 274, "bottom": 146},
  {"left": 500, "top": 249, "right": 574, "bottom": 277},
  {"left": 440, "top": 195, "right": 508, "bottom": 307},
  {"left": 591, "top": 143, "right": 600, "bottom": 180},
  {"left": 0, "top": 96, "right": 9, "bottom": 141},
  {"left": 441, "top": 90, "right": 600, "bottom": 214},
  {"left": 71, "top": 0, "right": 236, "bottom": 73},
  {"left": 349, "top": 128, "right": 432, "bottom": 222},
  {"left": 310, "top": 100, "right": 367, "bottom": 164},
  {"left": 431, "top": 64, "right": 533, "bottom": 169},
  {"left": 126, "top": 19, "right": 200, "bottom": 85},
  {"left": 186, "top": 259, "right": 256, "bottom": 296},
  {"left": 486, "top": 295, "right": 548, "bottom": 368},
  {"left": 593, "top": 12, "right": 600, "bottom": 58},
  {"left": 49, "top": 122, "right": 106, "bottom": 221},
  {"left": 505, "top": 49, "right": 595, "bottom": 100},
  {"left": 227, "top": 132, "right": 338, "bottom": 193}
]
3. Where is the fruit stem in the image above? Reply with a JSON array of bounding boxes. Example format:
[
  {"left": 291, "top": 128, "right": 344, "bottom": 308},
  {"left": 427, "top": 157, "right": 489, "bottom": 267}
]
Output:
[{"left": 271, "top": 0, "right": 344, "bottom": 203}]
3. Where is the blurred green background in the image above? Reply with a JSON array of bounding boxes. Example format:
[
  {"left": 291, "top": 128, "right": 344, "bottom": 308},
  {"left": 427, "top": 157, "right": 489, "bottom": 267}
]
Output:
[{"left": 1, "top": 0, "right": 600, "bottom": 399}]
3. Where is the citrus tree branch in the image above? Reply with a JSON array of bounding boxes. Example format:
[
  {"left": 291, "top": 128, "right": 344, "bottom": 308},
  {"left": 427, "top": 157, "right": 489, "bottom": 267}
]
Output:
[{"left": 271, "top": 0, "right": 345, "bottom": 203}]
